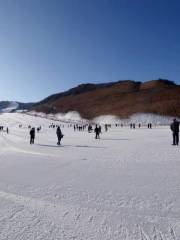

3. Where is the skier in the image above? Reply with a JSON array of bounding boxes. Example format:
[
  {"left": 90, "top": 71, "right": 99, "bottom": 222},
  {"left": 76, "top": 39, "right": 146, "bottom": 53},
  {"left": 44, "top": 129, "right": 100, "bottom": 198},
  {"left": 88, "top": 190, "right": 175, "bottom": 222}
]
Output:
[
  {"left": 6, "top": 127, "right": 9, "bottom": 134},
  {"left": 30, "top": 128, "right": 35, "bottom": 144},
  {"left": 170, "top": 118, "right": 179, "bottom": 145},
  {"left": 94, "top": 125, "right": 101, "bottom": 139},
  {"left": 99, "top": 125, "right": 102, "bottom": 134},
  {"left": 56, "top": 126, "right": 64, "bottom": 145},
  {"left": 88, "top": 124, "right": 92, "bottom": 133}
]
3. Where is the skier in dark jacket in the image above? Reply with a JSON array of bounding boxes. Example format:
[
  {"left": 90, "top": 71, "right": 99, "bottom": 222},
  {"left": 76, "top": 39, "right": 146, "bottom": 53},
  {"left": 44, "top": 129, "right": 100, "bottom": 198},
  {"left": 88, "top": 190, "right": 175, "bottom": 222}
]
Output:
[
  {"left": 170, "top": 118, "right": 179, "bottom": 145},
  {"left": 30, "top": 128, "right": 35, "bottom": 144},
  {"left": 56, "top": 126, "right": 63, "bottom": 145},
  {"left": 105, "top": 124, "right": 108, "bottom": 132},
  {"left": 94, "top": 125, "right": 101, "bottom": 139},
  {"left": 88, "top": 124, "right": 92, "bottom": 133}
]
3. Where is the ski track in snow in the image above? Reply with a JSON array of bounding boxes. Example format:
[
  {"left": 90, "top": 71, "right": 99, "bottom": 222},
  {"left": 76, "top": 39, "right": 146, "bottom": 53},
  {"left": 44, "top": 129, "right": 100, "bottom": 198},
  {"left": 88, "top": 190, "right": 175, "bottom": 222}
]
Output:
[{"left": 0, "top": 113, "right": 180, "bottom": 239}]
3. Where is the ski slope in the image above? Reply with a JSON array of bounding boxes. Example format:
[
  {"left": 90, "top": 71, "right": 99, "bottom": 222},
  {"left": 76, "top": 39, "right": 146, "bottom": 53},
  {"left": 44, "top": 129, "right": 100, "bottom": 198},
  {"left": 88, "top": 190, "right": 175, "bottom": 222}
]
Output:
[
  {"left": 0, "top": 113, "right": 180, "bottom": 239},
  {"left": 0, "top": 101, "right": 19, "bottom": 113}
]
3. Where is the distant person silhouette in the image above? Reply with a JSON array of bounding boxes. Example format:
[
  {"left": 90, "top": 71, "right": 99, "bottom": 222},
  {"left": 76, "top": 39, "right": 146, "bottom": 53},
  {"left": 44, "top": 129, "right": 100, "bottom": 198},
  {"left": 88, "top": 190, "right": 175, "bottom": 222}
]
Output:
[
  {"left": 88, "top": 124, "right": 93, "bottom": 133},
  {"left": 56, "top": 126, "right": 63, "bottom": 145},
  {"left": 30, "top": 128, "right": 35, "bottom": 144},
  {"left": 94, "top": 125, "right": 101, "bottom": 139},
  {"left": 170, "top": 118, "right": 179, "bottom": 145}
]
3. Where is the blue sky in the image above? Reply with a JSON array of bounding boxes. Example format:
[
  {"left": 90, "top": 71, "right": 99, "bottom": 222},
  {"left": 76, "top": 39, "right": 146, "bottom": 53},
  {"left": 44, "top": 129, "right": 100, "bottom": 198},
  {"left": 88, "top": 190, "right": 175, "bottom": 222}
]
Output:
[{"left": 0, "top": 0, "right": 179, "bottom": 102}]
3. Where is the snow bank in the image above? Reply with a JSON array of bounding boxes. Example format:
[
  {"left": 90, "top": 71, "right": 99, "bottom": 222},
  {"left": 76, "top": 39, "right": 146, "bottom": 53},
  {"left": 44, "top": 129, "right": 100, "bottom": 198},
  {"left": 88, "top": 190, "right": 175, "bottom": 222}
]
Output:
[
  {"left": 28, "top": 111, "right": 178, "bottom": 126},
  {"left": 93, "top": 115, "right": 123, "bottom": 124},
  {"left": 93, "top": 113, "right": 178, "bottom": 125},
  {"left": 55, "top": 111, "right": 86, "bottom": 123},
  {"left": 128, "top": 113, "right": 175, "bottom": 125},
  {"left": 28, "top": 111, "right": 88, "bottom": 123}
]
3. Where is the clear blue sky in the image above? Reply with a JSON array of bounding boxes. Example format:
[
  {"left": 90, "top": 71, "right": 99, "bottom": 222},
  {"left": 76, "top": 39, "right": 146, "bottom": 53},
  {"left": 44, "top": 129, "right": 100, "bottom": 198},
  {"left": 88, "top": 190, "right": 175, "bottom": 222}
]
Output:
[{"left": 0, "top": 0, "right": 179, "bottom": 102}]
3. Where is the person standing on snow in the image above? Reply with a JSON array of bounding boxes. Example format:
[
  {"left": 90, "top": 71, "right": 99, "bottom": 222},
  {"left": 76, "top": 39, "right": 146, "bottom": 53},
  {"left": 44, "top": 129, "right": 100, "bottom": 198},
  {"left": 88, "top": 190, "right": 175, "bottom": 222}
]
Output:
[
  {"left": 56, "top": 126, "right": 64, "bottom": 145},
  {"left": 170, "top": 118, "right": 179, "bottom": 145},
  {"left": 94, "top": 125, "right": 101, "bottom": 139},
  {"left": 30, "top": 128, "right": 35, "bottom": 144}
]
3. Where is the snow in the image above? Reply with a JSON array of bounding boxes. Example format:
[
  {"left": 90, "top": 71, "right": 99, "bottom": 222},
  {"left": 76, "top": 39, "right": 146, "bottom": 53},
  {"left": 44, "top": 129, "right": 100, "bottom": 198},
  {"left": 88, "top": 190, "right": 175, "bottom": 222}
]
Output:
[
  {"left": 55, "top": 111, "right": 85, "bottom": 123},
  {"left": 29, "top": 110, "right": 177, "bottom": 125},
  {"left": 93, "top": 115, "right": 121, "bottom": 124},
  {"left": 28, "top": 111, "right": 88, "bottom": 124},
  {"left": 0, "top": 112, "right": 180, "bottom": 239},
  {"left": 93, "top": 113, "right": 178, "bottom": 125},
  {"left": 0, "top": 101, "right": 19, "bottom": 113}
]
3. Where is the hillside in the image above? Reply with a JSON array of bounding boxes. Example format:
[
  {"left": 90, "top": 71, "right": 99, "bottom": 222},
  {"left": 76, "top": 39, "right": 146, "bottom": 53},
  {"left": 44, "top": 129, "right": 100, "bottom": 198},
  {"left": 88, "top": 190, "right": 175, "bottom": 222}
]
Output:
[
  {"left": 32, "top": 79, "right": 180, "bottom": 119},
  {"left": 0, "top": 101, "right": 34, "bottom": 113}
]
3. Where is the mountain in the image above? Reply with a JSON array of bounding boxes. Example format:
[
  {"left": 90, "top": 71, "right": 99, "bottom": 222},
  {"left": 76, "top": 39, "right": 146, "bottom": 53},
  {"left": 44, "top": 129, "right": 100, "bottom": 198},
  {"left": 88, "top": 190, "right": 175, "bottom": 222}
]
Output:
[
  {"left": 32, "top": 79, "right": 180, "bottom": 119},
  {"left": 0, "top": 101, "right": 34, "bottom": 113}
]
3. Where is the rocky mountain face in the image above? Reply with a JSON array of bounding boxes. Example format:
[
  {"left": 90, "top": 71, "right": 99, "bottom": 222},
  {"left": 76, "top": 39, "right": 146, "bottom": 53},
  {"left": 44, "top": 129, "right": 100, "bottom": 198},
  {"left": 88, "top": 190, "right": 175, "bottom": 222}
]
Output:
[
  {"left": 32, "top": 79, "right": 180, "bottom": 119},
  {"left": 31, "top": 79, "right": 180, "bottom": 119}
]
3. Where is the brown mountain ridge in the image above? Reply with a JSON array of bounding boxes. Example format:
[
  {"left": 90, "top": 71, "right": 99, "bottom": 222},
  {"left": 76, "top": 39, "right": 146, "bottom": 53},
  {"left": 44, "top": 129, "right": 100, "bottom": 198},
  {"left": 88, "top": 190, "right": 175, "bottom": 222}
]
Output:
[{"left": 33, "top": 79, "right": 180, "bottom": 119}]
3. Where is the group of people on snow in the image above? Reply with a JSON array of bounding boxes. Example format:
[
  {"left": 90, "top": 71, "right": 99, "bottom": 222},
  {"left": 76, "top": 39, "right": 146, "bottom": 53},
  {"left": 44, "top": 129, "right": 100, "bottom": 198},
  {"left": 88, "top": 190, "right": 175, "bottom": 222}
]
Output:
[
  {"left": 0, "top": 126, "right": 9, "bottom": 134},
  {"left": 29, "top": 123, "right": 103, "bottom": 145},
  {"left": 1, "top": 117, "right": 178, "bottom": 146},
  {"left": 27, "top": 118, "right": 180, "bottom": 146}
]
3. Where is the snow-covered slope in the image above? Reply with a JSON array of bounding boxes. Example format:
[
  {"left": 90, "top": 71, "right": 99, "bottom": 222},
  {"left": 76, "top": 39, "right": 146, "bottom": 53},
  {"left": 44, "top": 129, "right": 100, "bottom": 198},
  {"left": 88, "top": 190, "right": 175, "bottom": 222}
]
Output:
[
  {"left": 0, "top": 113, "right": 180, "bottom": 239},
  {"left": 0, "top": 101, "right": 19, "bottom": 113},
  {"left": 0, "top": 101, "right": 34, "bottom": 113}
]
